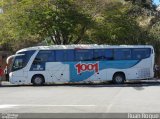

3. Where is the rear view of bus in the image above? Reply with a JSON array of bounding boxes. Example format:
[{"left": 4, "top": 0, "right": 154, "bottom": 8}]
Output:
[{"left": 6, "top": 45, "right": 155, "bottom": 85}]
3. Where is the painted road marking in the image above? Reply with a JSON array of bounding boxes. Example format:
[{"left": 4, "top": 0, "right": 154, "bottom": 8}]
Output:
[{"left": 0, "top": 104, "right": 96, "bottom": 109}]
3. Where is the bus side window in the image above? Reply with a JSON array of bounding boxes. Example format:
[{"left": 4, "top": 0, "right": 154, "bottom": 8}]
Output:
[
  {"left": 31, "top": 50, "right": 55, "bottom": 71},
  {"left": 93, "top": 49, "right": 113, "bottom": 61},
  {"left": 132, "top": 48, "right": 151, "bottom": 60},
  {"left": 55, "top": 50, "right": 74, "bottom": 62},
  {"left": 114, "top": 49, "right": 131, "bottom": 60},
  {"left": 106, "top": 49, "right": 114, "bottom": 60},
  {"left": 66, "top": 50, "right": 74, "bottom": 61},
  {"left": 55, "top": 50, "right": 64, "bottom": 62},
  {"left": 47, "top": 51, "right": 55, "bottom": 62},
  {"left": 33, "top": 50, "right": 54, "bottom": 64},
  {"left": 93, "top": 49, "right": 106, "bottom": 61},
  {"left": 145, "top": 49, "right": 151, "bottom": 57},
  {"left": 75, "top": 50, "right": 93, "bottom": 61}
]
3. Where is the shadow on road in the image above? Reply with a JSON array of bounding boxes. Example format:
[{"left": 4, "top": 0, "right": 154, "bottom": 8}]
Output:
[{"left": 1, "top": 80, "right": 160, "bottom": 89}]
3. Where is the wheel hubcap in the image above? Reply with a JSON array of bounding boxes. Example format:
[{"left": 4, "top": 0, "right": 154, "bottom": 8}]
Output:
[
  {"left": 115, "top": 76, "right": 123, "bottom": 83},
  {"left": 34, "top": 77, "right": 42, "bottom": 84}
]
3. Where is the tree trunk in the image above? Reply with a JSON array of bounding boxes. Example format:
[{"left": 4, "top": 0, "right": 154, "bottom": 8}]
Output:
[{"left": 73, "top": 26, "right": 86, "bottom": 44}]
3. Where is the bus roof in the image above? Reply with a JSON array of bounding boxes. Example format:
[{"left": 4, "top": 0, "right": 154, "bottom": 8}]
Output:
[{"left": 17, "top": 44, "right": 154, "bottom": 53}]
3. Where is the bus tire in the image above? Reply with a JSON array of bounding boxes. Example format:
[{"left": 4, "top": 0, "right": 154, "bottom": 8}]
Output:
[
  {"left": 112, "top": 73, "right": 125, "bottom": 84},
  {"left": 32, "top": 75, "right": 45, "bottom": 86}
]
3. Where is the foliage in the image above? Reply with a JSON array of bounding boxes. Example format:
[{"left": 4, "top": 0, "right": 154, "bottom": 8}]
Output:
[
  {"left": 0, "top": 0, "right": 160, "bottom": 57},
  {"left": 3, "top": 0, "right": 93, "bottom": 45},
  {"left": 90, "top": 1, "right": 151, "bottom": 45}
]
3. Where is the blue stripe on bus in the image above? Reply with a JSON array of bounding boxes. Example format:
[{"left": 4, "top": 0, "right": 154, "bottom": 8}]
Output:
[{"left": 65, "top": 60, "right": 140, "bottom": 82}]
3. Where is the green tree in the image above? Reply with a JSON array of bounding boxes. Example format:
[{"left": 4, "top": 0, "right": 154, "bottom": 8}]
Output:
[
  {"left": 90, "top": 1, "right": 148, "bottom": 44},
  {"left": 3, "top": 0, "right": 93, "bottom": 45},
  {"left": 0, "top": 0, "right": 42, "bottom": 51},
  {"left": 0, "top": 0, "right": 159, "bottom": 54}
]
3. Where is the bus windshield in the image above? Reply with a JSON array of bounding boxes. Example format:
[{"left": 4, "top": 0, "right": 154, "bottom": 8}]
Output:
[
  {"left": 12, "top": 55, "right": 25, "bottom": 71},
  {"left": 11, "top": 50, "right": 36, "bottom": 72}
]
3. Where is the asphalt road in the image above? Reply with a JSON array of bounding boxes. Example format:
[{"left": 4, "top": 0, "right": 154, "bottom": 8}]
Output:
[{"left": 0, "top": 80, "right": 160, "bottom": 113}]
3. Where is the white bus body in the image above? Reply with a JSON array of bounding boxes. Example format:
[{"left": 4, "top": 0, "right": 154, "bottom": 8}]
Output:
[{"left": 7, "top": 44, "right": 155, "bottom": 85}]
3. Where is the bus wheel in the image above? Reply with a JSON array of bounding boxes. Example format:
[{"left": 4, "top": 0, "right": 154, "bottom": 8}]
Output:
[
  {"left": 32, "top": 75, "right": 44, "bottom": 86},
  {"left": 112, "top": 73, "right": 125, "bottom": 84}
]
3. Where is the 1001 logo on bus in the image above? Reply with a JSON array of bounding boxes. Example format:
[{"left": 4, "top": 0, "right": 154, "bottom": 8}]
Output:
[{"left": 75, "top": 62, "right": 99, "bottom": 74}]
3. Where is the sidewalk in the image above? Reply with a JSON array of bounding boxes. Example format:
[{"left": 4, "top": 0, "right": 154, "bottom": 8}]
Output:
[
  {"left": 0, "top": 79, "right": 160, "bottom": 86},
  {"left": 0, "top": 81, "right": 15, "bottom": 86}
]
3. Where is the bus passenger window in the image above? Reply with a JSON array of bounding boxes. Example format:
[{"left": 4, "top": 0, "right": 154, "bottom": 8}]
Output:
[
  {"left": 31, "top": 50, "right": 54, "bottom": 71},
  {"left": 94, "top": 49, "right": 106, "bottom": 60},
  {"left": 34, "top": 50, "right": 54, "bottom": 63},
  {"left": 114, "top": 49, "right": 131, "bottom": 60},
  {"left": 75, "top": 50, "right": 93, "bottom": 61},
  {"left": 106, "top": 49, "right": 114, "bottom": 60},
  {"left": 132, "top": 48, "right": 151, "bottom": 59},
  {"left": 55, "top": 50, "right": 65, "bottom": 62},
  {"left": 55, "top": 50, "right": 74, "bottom": 62},
  {"left": 93, "top": 49, "right": 113, "bottom": 60},
  {"left": 67, "top": 50, "right": 74, "bottom": 61}
]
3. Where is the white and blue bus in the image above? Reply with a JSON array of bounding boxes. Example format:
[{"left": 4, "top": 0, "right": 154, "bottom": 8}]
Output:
[{"left": 7, "top": 44, "right": 155, "bottom": 85}]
